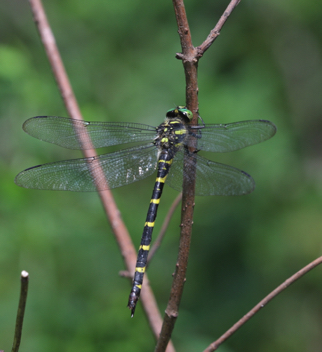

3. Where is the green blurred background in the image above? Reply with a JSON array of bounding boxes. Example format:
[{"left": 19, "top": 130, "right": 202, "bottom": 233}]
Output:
[{"left": 1, "top": 0, "right": 322, "bottom": 351}]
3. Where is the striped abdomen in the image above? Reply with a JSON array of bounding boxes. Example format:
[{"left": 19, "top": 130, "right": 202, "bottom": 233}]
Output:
[{"left": 127, "top": 149, "right": 174, "bottom": 317}]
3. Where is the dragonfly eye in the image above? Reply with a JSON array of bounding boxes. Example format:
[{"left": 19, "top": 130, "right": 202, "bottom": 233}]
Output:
[
  {"left": 166, "top": 108, "right": 178, "bottom": 118},
  {"left": 166, "top": 106, "right": 193, "bottom": 122},
  {"left": 178, "top": 107, "right": 193, "bottom": 121}
]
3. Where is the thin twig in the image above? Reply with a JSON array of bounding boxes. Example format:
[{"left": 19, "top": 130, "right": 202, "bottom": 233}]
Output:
[
  {"left": 155, "top": 1, "right": 242, "bottom": 351},
  {"left": 148, "top": 193, "right": 182, "bottom": 264},
  {"left": 27, "top": 1, "right": 174, "bottom": 350},
  {"left": 197, "top": 0, "right": 241, "bottom": 57},
  {"left": 11, "top": 271, "right": 29, "bottom": 352},
  {"left": 203, "top": 257, "right": 322, "bottom": 352}
]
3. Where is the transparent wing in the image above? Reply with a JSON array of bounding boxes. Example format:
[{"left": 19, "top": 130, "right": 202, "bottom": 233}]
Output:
[
  {"left": 187, "top": 120, "right": 277, "bottom": 152},
  {"left": 166, "top": 151, "right": 255, "bottom": 196},
  {"left": 15, "top": 143, "right": 158, "bottom": 191},
  {"left": 22, "top": 116, "right": 157, "bottom": 149}
]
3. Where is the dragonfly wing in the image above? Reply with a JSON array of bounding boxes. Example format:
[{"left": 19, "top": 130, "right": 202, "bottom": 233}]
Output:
[
  {"left": 22, "top": 116, "right": 157, "bottom": 149},
  {"left": 15, "top": 143, "right": 158, "bottom": 191},
  {"left": 187, "top": 120, "right": 276, "bottom": 152},
  {"left": 166, "top": 151, "right": 255, "bottom": 196}
]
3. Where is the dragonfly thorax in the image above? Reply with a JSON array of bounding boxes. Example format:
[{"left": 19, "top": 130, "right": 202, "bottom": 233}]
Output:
[{"left": 154, "top": 117, "right": 188, "bottom": 152}]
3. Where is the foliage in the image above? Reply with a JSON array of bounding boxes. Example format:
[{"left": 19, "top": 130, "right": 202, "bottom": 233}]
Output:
[{"left": 1, "top": 0, "right": 322, "bottom": 351}]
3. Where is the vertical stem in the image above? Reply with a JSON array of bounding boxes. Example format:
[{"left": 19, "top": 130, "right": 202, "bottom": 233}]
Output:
[
  {"left": 11, "top": 271, "right": 29, "bottom": 352},
  {"left": 155, "top": 1, "right": 199, "bottom": 350}
]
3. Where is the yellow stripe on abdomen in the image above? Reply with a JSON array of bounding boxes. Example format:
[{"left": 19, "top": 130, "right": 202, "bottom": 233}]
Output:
[
  {"left": 158, "top": 159, "right": 173, "bottom": 164},
  {"left": 144, "top": 221, "right": 155, "bottom": 227},
  {"left": 156, "top": 176, "right": 167, "bottom": 183},
  {"left": 135, "top": 267, "right": 146, "bottom": 273},
  {"left": 150, "top": 198, "right": 160, "bottom": 204}
]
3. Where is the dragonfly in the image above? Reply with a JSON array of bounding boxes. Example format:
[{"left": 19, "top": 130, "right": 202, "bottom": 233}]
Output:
[{"left": 15, "top": 106, "right": 276, "bottom": 316}]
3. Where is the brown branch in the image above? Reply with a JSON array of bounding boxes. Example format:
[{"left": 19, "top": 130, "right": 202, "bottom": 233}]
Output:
[
  {"left": 11, "top": 271, "right": 29, "bottom": 352},
  {"left": 155, "top": 1, "right": 198, "bottom": 351},
  {"left": 27, "top": 1, "right": 174, "bottom": 350},
  {"left": 203, "top": 257, "right": 322, "bottom": 352},
  {"left": 197, "top": 0, "right": 241, "bottom": 57},
  {"left": 148, "top": 193, "right": 182, "bottom": 264},
  {"left": 172, "top": 0, "right": 194, "bottom": 56},
  {"left": 155, "top": 1, "right": 243, "bottom": 351}
]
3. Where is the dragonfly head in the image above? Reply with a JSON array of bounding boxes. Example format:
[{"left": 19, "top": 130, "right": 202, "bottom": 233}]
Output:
[{"left": 166, "top": 106, "right": 193, "bottom": 123}]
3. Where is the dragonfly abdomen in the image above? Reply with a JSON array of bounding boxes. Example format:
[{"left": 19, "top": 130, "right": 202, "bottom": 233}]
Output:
[{"left": 127, "top": 150, "right": 175, "bottom": 317}]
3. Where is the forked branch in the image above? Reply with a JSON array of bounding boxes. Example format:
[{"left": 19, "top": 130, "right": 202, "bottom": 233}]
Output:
[{"left": 155, "top": 1, "right": 241, "bottom": 351}]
